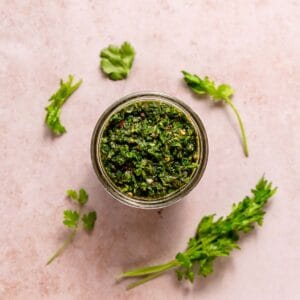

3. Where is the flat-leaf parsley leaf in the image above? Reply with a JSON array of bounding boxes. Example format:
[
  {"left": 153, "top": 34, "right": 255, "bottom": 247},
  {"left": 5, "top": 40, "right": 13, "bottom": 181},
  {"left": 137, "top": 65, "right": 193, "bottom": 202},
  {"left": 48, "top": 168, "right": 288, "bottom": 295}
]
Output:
[
  {"left": 100, "top": 42, "right": 135, "bottom": 80},
  {"left": 63, "top": 210, "right": 80, "bottom": 229},
  {"left": 67, "top": 188, "right": 89, "bottom": 205},
  {"left": 82, "top": 212, "right": 97, "bottom": 231}
]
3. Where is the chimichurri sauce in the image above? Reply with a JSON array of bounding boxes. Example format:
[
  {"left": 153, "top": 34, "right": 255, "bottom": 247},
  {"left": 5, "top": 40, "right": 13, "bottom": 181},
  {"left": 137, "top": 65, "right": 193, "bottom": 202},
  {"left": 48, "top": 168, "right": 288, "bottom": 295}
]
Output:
[{"left": 100, "top": 101, "right": 199, "bottom": 199}]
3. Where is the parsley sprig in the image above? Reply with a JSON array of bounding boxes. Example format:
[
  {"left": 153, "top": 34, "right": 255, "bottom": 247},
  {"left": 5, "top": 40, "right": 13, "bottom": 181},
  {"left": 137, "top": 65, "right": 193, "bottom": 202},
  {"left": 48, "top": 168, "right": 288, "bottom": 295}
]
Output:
[
  {"left": 46, "top": 188, "right": 97, "bottom": 265},
  {"left": 182, "top": 71, "right": 249, "bottom": 157},
  {"left": 100, "top": 41, "right": 135, "bottom": 80},
  {"left": 45, "top": 75, "right": 82, "bottom": 135},
  {"left": 118, "top": 177, "right": 276, "bottom": 289}
]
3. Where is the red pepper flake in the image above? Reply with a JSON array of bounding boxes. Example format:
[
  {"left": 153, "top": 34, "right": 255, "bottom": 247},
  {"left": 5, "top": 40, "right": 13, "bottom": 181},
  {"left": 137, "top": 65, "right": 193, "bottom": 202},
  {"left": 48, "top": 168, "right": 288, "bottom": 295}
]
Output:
[{"left": 119, "top": 120, "right": 125, "bottom": 128}]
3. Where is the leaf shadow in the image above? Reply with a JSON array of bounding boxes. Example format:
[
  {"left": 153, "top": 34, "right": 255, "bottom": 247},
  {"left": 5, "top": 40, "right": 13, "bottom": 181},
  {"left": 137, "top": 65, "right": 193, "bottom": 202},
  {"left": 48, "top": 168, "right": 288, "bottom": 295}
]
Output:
[{"left": 42, "top": 125, "right": 60, "bottom": 140}]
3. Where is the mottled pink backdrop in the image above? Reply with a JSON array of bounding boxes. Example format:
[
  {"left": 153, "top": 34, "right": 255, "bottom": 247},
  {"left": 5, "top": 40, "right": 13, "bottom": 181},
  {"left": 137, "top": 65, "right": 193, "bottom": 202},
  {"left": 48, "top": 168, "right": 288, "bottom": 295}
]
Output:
[{"left": 0, "top": 1, "right": 299, "bottom": 299}]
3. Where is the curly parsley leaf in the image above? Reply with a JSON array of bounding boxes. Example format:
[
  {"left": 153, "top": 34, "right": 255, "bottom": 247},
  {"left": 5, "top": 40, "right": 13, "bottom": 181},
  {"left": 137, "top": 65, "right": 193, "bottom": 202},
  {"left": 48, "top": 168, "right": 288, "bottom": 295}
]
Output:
[
  {"left": 182, "top": 71, "right": 248, "bottom": 157},
  {"left": 100, "top": 41, "right": 135, "bottom": 80},
  {"left": 118, "top": 177, "right": 277, "bottom": 289},
  {"left": 45, "top": 75, "right": 82, "bottom": 135},
  {"left": 46, "top": 188, "right": 97, "bottom": 266},
  {"left": 82, "top": 211, "right": 97, "bottom": 231}
]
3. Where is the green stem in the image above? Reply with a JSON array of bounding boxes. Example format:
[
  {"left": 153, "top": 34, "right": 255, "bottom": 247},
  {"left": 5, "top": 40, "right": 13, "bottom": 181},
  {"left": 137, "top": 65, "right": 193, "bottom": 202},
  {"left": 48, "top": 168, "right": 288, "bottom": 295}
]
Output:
[
  {"left": 46, "top": 229, "right": 76, "bottom": 265},
  {"left": 117, "top": 260, "right": 179, "bottom": 289},
  {"left": 126, "top": 271, "right": 166, "bottom": 290},
  {"left": 119, "top": 260, "right": 179, "bottom": 278},
  {"left": 226, "top": 98, "right": 249, "bottom": 157}
]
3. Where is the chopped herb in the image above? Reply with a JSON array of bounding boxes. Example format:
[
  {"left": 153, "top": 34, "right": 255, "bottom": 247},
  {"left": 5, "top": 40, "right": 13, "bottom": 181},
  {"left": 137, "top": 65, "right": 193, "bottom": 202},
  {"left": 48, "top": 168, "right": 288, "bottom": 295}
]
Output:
[
  {"left": 182, "top": 71, "right": 249, "bottom": 157},
  {"left": 46, "top": 188, "right": 97, "bottom": 265},
  {"left": 100, "top": 41, "right": 135, "bottom": 80},
  {"left": 45, "top": 75, "right": 82, "bottom": 135},
  {"left": 118, "top": 177, "right": 277, "bottom": 289},
  {"left": 100, "top": 101, "right": 199, "bottom": 199}
]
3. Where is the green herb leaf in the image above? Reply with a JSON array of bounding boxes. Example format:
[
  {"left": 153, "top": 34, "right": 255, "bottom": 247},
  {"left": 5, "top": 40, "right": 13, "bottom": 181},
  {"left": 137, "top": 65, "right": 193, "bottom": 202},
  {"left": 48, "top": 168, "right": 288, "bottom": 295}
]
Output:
[
  {"left": 182, "top": 70, "right": 248, "bottom": 157},
  {"left": 67, "top": 189, "right": 78, "bottom": 200},
  {"left": 78, "top": 188, "right": 89, "bottom": 205},
  {"left": 182, "top": 71, "right": 234, "bottom": 101},
  {"left": 67, "top": 188, "right": 89, "bottom": 205},
  {"left": 82, "top": 211, "right": 97, "bottom": 231},
  {"left": 198, "top": 257, "right": 214, "bottom": 277},
  {"left": 45, "top": 75, "right": 82, "bottom": 135},
  {"left": 118, "top": 177, "right": 277, "bottom": 289},
  {"left": 100, "top": 41, "right": 135, "bottom": 80},
  {"left": 47, "top": 188, "right": 97, "bottom": 266},
  {"left": 63, "top": 210, "right": 80, "bottom": 229},
  {"left": 175, "top": 253, "right": 192, "bottom": 269}
]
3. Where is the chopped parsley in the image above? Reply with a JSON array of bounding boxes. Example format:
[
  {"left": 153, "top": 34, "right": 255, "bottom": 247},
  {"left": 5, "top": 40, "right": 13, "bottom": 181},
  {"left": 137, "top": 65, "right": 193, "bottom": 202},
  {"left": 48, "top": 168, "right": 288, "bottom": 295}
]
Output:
[{"left": 100, "top": 101, "right": 199, "bottom": 199}]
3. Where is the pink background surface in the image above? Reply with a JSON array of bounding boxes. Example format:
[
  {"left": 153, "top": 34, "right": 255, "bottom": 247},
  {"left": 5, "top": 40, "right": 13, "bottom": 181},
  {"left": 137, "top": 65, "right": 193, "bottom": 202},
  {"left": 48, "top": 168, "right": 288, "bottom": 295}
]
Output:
[{"left": 1, "top": 1, "right": 299, "bottom": 299}]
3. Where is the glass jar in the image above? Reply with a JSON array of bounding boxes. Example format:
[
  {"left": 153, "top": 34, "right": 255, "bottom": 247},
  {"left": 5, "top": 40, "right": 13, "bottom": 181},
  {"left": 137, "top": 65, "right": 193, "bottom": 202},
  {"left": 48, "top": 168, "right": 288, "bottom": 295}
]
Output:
[{"left": 91, "top": 91, "right": 208, "bottom": 209}]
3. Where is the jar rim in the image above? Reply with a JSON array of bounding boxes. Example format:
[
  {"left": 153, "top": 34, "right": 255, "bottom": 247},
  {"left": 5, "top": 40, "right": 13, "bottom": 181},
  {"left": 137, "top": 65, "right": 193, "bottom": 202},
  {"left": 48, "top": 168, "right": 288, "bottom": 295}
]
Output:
[{"left": 91, "top": 91, "right": 209, "bottom": 209}]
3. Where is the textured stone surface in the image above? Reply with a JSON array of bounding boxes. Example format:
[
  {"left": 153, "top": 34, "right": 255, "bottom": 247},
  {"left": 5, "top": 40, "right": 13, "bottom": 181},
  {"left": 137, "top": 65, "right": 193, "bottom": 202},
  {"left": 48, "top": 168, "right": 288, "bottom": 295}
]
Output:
[{"left": 0, "top": 1, "right": 299, "bottom": 299}]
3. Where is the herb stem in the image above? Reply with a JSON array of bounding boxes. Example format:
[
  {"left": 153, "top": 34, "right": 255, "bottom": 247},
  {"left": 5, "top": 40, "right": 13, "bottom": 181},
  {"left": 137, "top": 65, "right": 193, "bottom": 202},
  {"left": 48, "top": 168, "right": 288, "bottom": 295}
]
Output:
[
  {"left": 122, "top": 260, "right": 179, "bottom": 290},
  {"left": 119, "top": 260, "right": 179, "bottom": 279},
  {"left": 126, "top": 271, "right": 165, "bottom": 290},
  {"left": 46, "top": 229, "right": 76, "bottom": 265},
  {"left": 225, "top": 98, "right": 249, "bottom": 157}
]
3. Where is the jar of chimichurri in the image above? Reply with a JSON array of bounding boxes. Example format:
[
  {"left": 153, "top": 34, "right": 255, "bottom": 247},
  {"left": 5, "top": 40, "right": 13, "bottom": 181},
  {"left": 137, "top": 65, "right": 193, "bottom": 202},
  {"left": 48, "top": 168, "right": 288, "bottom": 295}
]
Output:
[{"left": 91, "top": 92, "right": 208, "bottom": 209}]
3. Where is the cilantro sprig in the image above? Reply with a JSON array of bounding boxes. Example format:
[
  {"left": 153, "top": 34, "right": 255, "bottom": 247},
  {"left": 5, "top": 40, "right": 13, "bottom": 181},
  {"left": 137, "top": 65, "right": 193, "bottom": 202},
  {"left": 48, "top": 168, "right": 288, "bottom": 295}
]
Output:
[
  {"left": 182, "top": 71, "right": 249, "bottom": 157},
  {"left": 45, "top": 75, "right": 82, "bottom": 135},
  {"left": 46, "top": 188, "right": 97, "bottom": 265},
  {"left": 118, "top": 177, "right": 277, "bottom": 289},
  {"left": 100, "top": 41, "right": 135, "bottom": 80}
]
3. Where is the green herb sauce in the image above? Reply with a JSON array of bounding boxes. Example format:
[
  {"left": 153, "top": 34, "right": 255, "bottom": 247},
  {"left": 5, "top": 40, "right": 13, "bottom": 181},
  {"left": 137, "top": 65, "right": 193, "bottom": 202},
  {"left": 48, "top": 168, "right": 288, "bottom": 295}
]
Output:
[{"left": 100, "top": 101, "right": 199, "bottom": 199}]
